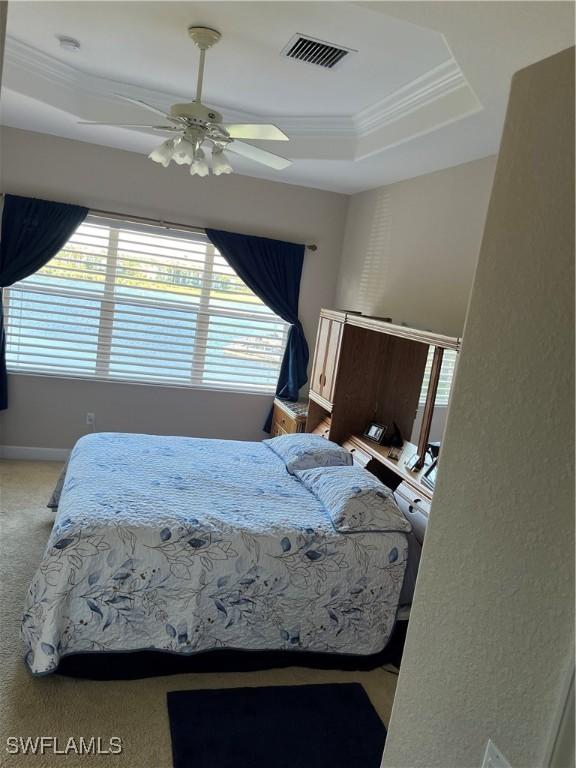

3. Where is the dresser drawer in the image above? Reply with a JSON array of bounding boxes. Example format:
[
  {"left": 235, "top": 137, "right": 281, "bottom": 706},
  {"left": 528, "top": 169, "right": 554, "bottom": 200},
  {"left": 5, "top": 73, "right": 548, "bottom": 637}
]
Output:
[
  {"left": 341, "top": 439, "right": 372, "bottom": 467},
  {"left": 393, "top": 482, "right": 430, "bottom": 544},
  {"left": 271, "top": 422, "right": 288, "bottom": 438},
  {"left": 271, "top": 404, "right": 299, "bottom": 435}
]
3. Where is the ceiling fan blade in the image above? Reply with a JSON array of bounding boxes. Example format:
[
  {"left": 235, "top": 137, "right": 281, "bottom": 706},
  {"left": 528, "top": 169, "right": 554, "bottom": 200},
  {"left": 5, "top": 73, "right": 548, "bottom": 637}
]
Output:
[
  {"left": 223, "top": 124, "right": 289, "bottom": 141},
  {"left": 228, "top": 141, "right": 292, "bottom": 170},
  {"left": 114, "top": 95, "right": 174, "bottom": 119},
  {"left": 78, "top": 122, "right": 180, "bottom": 131}
]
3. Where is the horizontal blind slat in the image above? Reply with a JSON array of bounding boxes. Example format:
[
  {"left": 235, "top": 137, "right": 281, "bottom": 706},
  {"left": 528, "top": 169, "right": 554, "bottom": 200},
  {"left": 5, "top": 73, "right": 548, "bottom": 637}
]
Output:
[
  {"left": 50, "top": 255, "right": 253, "bottom": 288},
  {"left": 69, "top": 229, "right": 210, "bottom": 254},
  {"left": 7, "top": 286, "right": 283, "bottom": 325},
  {"left": 5, "top": 315, "right": 284, "bottom": 343},
  {"left": 7, "top": 345, "right": 277, "bottom": 381},
  {"left": 50, "top": 250, "right": 247, "bottom": 278},
  {"left": 21, "top": 275, "right": 265, "bottom": 305},
  {"left": 5, "top": 301, "right": 284, "bottom": 335},
  {"left": 7, "top": 336, "right": 283, "bottom": 369}
]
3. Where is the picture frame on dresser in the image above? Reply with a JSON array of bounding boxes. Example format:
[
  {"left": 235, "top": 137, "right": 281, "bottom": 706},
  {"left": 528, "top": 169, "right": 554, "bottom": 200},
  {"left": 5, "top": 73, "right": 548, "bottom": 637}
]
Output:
[{"left": 363, "top": 422, "right": 388, "bottom": 444}]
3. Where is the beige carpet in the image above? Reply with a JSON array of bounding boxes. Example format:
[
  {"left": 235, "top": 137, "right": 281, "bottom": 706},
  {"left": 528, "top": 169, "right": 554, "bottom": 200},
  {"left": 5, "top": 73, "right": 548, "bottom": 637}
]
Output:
[{"left": 0, "top": 459, "right": 398, "bottom": 768}]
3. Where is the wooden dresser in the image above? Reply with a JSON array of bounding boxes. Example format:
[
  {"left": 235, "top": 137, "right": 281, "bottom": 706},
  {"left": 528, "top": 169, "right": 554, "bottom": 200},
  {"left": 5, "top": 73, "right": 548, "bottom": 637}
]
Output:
[{"left": 270, "top": 398, "right": 309, "bottom": 437}]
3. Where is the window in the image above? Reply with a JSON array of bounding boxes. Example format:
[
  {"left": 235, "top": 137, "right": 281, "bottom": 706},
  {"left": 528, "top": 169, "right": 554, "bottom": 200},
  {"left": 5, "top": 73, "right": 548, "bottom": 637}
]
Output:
[
  {"left": 418, "top": 347, "right": 457, "bottom": 407},
  {"left": 4, "top": 215, "right": 288, "bottom": 393}
]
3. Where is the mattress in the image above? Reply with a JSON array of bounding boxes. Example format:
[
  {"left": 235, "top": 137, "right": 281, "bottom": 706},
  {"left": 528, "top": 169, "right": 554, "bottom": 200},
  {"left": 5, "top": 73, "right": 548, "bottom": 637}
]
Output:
[{"left": 22, "top": 432, "right": 409, "bottom": 675}]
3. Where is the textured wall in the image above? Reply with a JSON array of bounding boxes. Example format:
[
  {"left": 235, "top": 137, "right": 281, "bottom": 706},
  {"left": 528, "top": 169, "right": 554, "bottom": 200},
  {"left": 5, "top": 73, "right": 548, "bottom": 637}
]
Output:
[
  {"left": 0, "top": 2, "right": 6, "bottom": 87},
  {"left": 336, "top": 156, "right": 496, "bottom": 337},
  {"left": 0, "top": 127, "right": 347, "bottom": 449},
  {"left": 382, "top": 47, "right": 574, "bottom": 767}
]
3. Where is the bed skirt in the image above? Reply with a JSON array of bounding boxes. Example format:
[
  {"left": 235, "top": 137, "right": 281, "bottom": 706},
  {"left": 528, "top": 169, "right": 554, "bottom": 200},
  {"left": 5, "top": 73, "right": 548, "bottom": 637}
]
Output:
[{"left": 55, "top": 621, "right": 408, "bottom": 680}]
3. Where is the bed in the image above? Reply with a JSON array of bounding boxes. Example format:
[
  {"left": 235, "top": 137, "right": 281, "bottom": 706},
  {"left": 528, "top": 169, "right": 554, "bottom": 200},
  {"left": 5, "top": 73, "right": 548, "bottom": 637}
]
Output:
[{"left": 22, "top": 432, "right": 411, "bottom": 676}]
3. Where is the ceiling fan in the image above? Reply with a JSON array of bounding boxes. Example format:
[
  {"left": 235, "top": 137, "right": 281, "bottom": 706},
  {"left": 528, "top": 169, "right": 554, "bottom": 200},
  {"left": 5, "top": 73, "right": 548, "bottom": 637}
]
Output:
[{"left": 78, "top": 26, "right": 292, "bottom": 176}]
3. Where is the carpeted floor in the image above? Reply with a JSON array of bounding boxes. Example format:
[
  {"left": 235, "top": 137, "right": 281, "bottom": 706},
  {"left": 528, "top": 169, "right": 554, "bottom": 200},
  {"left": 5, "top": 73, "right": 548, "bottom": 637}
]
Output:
[{"left": 0, "top": 460, "right": 398, "bottom": 768}]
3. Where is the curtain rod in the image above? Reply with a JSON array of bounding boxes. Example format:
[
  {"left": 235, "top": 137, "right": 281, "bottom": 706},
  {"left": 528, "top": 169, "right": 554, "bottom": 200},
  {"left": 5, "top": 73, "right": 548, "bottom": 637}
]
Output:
[
  {"left": 90, "top": 209, "right": 318, "bottom": 251},
  {"left": 0, "top": 194, "right": 317, "bottom": 250}
]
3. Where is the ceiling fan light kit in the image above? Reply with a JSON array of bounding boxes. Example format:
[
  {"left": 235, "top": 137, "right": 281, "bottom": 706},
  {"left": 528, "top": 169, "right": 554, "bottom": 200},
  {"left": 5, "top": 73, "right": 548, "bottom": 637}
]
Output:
[
  {"left": 147, "top": 133, "right": 234, "bottom": 176},
  {"left": 212, "top": 147, "right": 234, "bottom": 176},
  {"left": 148, "top": 138, "right": 177, "bottom": 168},
  {"left": 171, "top": 136, "right": 196, "bottom": 165},
  {"left": 82, "top": 26, "right": 292, "bottom": 179},
  {"left": 190, "top": 146, "right": 210, "bottom": 177}
]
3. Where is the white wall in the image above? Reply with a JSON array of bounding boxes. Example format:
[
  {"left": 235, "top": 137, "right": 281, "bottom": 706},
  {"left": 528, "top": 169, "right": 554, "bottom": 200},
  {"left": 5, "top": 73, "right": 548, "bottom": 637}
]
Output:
[
  {"left": 382, "top": 46, "right": 574, "bottom": 768},
  {"left": 336, "top": 156, "right": 496, "bottom": 338},
  {"left": 0, "top": 2, "right": 6, "bottom": 87},
  {"left": 0, "top": 127, "right": 348, "bottom": 449}
]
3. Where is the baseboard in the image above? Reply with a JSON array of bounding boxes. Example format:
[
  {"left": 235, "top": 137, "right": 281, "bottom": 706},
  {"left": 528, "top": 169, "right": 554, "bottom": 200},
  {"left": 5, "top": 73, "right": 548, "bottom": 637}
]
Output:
[{"left": 0, "top": 445, "right": 70, "bottom": 461}]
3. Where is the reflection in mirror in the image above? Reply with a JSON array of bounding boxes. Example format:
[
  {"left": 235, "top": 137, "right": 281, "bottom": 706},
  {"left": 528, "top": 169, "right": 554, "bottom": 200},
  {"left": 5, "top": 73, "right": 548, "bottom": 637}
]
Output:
[{"left": 411, "top": 347, "right": 458, "bottom": 444}]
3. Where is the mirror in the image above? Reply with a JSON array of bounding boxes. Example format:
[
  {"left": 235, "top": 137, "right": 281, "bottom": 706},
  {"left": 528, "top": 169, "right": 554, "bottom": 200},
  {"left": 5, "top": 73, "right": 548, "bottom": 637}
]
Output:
[{"left": 410, "top": 347, "right": 458, "bottom": 445}]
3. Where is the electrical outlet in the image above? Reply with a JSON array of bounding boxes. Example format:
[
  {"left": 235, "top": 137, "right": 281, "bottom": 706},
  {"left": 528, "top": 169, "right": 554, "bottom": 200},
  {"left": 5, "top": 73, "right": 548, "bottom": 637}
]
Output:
[
  {"left": 85, "top": 412, "right": 95, "bottom": 427},
  {"left": 482, "top": 740, "right": 512, "bottom": 768}
]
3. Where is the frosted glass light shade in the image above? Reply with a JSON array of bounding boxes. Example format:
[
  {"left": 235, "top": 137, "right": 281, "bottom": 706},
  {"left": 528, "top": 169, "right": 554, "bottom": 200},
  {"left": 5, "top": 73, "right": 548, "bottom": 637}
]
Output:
[
  {"left": 190, "top": 148, "right": 209, "bottom": 177},
  {"left": 148, "top": 139, "right": 176, "bottom": 167},
  {"left": 212, "top": 148, "right": 233, "bottom": 176},
  {"left": 172, "top": 138, "right": 196, "bottom": 166}
]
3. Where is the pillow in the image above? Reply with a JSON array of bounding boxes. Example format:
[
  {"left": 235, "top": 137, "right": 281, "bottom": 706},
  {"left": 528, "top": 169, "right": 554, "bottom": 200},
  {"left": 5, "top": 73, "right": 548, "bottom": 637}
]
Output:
[
  {"left": 264, "top": 433, "right": 352, "bottom": 475},
  {"left": 295, "top": 465, "right": 412, "bottom": 533}
]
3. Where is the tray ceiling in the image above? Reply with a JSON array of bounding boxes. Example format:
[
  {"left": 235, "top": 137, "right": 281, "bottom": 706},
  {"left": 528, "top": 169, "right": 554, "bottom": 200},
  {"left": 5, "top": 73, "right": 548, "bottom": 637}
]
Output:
[{"left": 1, "top": 1, "right": 573, "bottom": 193}]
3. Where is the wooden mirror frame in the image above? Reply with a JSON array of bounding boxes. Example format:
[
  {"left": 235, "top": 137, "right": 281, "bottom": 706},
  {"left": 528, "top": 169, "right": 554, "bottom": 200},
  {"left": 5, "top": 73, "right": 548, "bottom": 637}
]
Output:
[{"left": 415, "top": 346, "right": 444, "bottom": 470}]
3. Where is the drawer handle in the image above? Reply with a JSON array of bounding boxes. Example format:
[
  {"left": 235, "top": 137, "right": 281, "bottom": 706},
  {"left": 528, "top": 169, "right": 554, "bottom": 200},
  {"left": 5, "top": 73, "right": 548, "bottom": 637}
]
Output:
[
  {"left": 413, "top": 498, "right": 422, "bottom": 505},
  {"left": 350, "top": 448, "right": 356, "bottom": 453},
  {"left": 408, "top": 505, "right": 416, "bottom": 514}
]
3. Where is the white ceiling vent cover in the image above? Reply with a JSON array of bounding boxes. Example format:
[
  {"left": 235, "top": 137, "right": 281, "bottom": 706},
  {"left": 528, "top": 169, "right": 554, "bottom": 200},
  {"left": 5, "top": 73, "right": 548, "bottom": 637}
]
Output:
[{"left": 282, "top": 34, "right": 356, "bottom": 70}]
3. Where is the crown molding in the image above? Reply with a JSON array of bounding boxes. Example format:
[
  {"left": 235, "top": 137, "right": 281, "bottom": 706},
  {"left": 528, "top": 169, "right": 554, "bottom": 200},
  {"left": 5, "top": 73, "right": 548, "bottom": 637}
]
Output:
[
  {"left": 354, "top": 58, "right": 468, "bottom": 135},
  {"left": 4, "top": 35, "right": 480, "bottom": 145},
  {"left": 4, "top": 36, "right": 78, "bottom": 90}
]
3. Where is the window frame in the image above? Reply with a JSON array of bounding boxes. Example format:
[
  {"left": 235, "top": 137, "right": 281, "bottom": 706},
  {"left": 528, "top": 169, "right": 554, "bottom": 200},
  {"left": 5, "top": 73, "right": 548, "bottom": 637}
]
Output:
[{"left": 3, "top": 214, "right": 289, "bottom": 395}]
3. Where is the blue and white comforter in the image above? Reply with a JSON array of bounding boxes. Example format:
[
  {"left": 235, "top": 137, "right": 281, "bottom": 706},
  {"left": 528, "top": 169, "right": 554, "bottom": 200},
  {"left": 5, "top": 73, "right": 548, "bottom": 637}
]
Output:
[{"left": 22, "top": 433, "right": 408, "bottom": 675}]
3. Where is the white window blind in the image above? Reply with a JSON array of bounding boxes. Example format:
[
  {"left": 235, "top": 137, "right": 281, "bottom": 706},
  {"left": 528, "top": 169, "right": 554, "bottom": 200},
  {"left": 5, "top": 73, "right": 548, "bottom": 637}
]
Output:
[
  {"left": 418, "top": 347, "right": 457, "bottom": 407},
  {"left": 4, "top": 215, "right": 289, "bottom": 393}
]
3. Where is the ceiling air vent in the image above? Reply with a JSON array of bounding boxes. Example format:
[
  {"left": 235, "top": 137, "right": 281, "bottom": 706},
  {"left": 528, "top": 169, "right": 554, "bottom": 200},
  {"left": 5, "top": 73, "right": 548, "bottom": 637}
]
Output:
[{"left": 282, "top": 34, "right": 356, "bottom": 70}]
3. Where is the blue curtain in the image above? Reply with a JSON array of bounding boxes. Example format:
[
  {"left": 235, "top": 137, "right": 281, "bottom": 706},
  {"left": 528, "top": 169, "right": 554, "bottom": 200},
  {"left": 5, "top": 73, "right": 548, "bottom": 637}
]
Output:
[
  {"left": 0, "top": 194, "right": 88, "bottom": 410},
  {"left": 206, "top": 228, "right": 309, "bottom": 431}
]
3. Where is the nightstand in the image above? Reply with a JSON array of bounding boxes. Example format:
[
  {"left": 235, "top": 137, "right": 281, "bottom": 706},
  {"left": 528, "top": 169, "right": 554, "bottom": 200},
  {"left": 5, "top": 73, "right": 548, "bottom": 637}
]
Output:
[{"left": 271, "top": 398, "right": 309, "bottom": 437}]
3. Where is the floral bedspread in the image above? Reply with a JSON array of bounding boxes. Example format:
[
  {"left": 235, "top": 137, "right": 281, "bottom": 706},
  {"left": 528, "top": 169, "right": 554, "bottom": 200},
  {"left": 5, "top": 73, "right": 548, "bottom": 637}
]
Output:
[{"left": 22, "top": 433, "right": 408, "bottom": 675}]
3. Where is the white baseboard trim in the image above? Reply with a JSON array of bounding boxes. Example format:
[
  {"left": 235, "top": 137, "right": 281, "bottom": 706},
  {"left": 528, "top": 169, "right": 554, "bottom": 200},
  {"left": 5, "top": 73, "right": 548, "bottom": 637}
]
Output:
[{"left": 0, "top": 446, "right": 70, "bottom": 461}]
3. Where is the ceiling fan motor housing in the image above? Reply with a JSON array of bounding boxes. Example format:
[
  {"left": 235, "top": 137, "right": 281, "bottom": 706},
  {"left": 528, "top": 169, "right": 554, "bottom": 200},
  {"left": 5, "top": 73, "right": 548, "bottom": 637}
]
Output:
[{"left": 170, "top": 101, "right": 223, "bottom": 125}]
